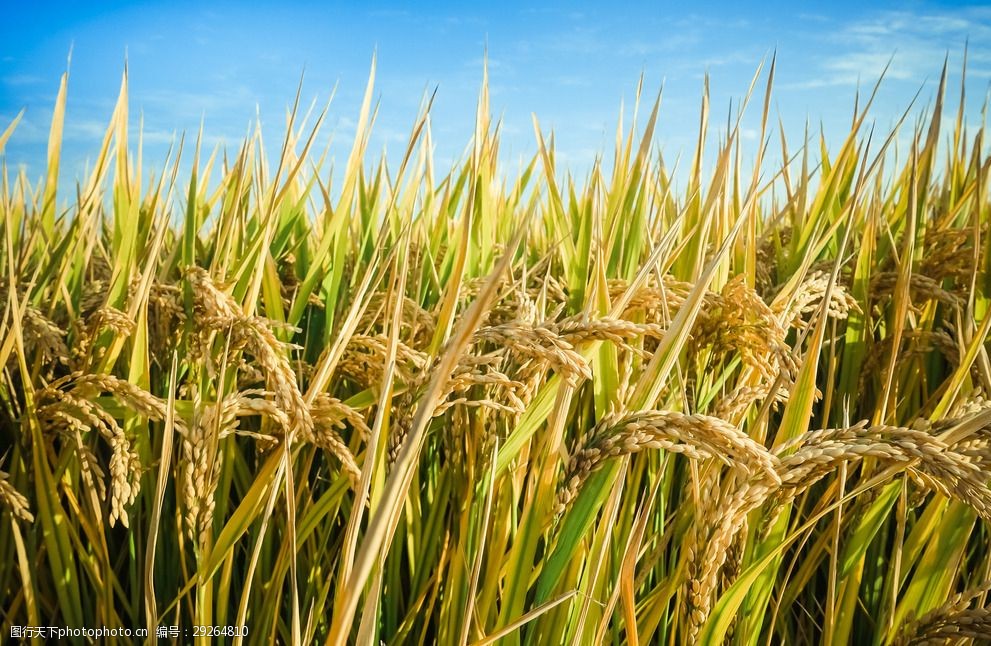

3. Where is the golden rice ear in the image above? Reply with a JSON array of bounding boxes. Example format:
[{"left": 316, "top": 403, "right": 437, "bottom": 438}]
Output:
[
  {"left": 557, "top": 410, "right": 780, "bottom": 516},
  {"left": 892, "top": 580, "right": 991, "bottom": 646},
  {"left": 0, "top": 470, "right": 33, "bottom": 523}
]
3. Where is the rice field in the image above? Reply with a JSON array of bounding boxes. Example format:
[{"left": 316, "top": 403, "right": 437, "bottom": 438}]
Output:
[{"left": 2, "top": 59, "right": 991, "bottom": 644}]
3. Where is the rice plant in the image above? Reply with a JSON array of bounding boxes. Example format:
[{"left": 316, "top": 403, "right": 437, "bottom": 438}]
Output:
[{"left": 1, "top": 57, "right": 990, "bottom": 645}]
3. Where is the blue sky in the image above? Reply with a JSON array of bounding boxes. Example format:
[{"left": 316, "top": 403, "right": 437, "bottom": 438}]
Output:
[{"left": 1, "top": 1, "right": 990, "bottom": 189}]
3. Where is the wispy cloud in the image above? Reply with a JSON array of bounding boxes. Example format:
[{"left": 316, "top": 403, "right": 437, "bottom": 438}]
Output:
[
  {"left": 793, "top": 7, "right": 991, "bottom": 89},
  {"left": 3, "top": 74, "right": 45, "bottom": 87}
]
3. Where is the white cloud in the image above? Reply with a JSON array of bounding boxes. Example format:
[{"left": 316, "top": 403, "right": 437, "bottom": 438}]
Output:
[
  {"left": 3, "top": 74, "right": 45, "bottom": 87},
  {"left": 794, "top": 7, "right": 991, "bottom": 89}
]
